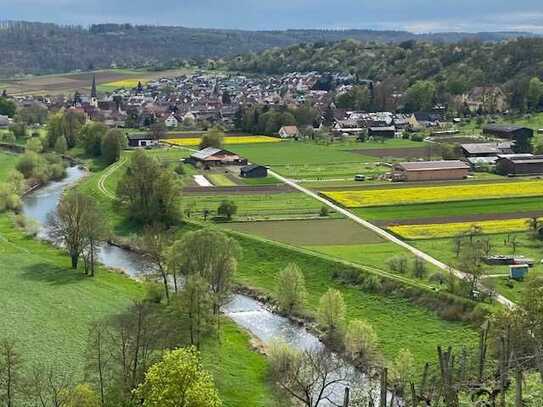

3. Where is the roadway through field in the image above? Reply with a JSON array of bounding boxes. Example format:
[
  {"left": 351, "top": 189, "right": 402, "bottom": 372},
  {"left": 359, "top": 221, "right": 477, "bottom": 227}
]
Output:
[{"left": 268, "top": 169, "right": 516, "bottom": 309}]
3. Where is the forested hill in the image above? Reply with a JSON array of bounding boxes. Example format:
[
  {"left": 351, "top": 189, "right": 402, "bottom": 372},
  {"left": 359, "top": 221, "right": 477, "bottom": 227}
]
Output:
[
  {"left": 0, "top": 20, "right": 537, "bottom": 78},
  {"left": 226, "top": 38, "right": 543, "bottom": 90}
]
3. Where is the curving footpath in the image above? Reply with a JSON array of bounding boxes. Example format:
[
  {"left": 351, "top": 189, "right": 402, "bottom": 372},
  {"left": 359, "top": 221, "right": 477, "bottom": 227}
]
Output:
[
  {"left": 268, "top": 169, "right": 516, "bottom": 309},
  {"left": 97, "top": 157, "right": 127, "bottom": 200}
]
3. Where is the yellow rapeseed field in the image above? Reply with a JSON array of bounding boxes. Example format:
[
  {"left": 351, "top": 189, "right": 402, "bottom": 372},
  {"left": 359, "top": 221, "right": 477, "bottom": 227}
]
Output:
[
  {"left": 323, "top": 181, "right": 543, "bottom": 208},
  {"left": 389, "top": 218, "right": 537, "bottom": 240},
  {"left": 164, "top": 136, "right": 281, "bottom": 146},
  {"left": 99, "top": 79, "right": 145, "bottom": 90}
]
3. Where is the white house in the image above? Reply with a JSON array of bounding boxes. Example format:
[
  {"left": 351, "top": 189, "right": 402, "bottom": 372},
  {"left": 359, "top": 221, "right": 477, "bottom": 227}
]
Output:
[{"left": 165, "top": 113, "right": 179, "bottom": 128}]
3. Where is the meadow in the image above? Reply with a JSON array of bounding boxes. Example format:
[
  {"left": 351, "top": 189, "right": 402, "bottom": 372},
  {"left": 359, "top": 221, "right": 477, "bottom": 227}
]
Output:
[
  {"left": 0, "top": 151, "right": 19, "bottom": 180},
  {"left": 354, "top": 197, "right": 543, "bottom": 223},
  {"left": 184, "top": 192, "right": 325, "bottom": 220},
  {"left": 221, "top": 218, "right": 384, "bottom": 246},
  {"left": 324, "top": 180, "right": 543, "bottom": 208},
  {"left": 413, "top": 233, "right": 543, "bottom": 303},
  {"left": 389, "top": 218, "right": 538, "bottom": 240},
  {"left": 76, "top": 151, "right": 479, "bottom": 365}
]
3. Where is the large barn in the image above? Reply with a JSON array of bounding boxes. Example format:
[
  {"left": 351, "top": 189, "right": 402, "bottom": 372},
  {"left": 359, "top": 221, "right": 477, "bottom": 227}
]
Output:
[
  {"left": 392, "top": 160, "right": 470, "bottom": 182},
  {"left": 186, "top": 147, "right": 248, "bottom": 167},
  {"left": 482, "top": 125, "right": 534, "bottom": 153}
]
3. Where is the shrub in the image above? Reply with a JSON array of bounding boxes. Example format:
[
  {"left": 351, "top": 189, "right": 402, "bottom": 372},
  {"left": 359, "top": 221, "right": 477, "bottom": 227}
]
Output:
[
  {"left": 412, "top": 258, "right": 428, "bottom": 279},
  {"left": 217, "top": 200, "right": 237, "bottom": 221},
  {"left": 319, "top": 206, "right": 329, "bottom": 217},
  {"left": 387, "top": 255, "right": 409, "bottom": 274},
  {"left": 410, "top": 134, "right": 424, "bottom": 142},
  {"left": 344, "top": 320, "right": 381, "bottom": 366}
]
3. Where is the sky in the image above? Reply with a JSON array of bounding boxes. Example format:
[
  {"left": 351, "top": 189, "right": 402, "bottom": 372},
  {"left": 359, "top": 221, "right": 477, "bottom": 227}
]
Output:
[{"left": 1, "top": 0, "right": 543, "bottom": 33}]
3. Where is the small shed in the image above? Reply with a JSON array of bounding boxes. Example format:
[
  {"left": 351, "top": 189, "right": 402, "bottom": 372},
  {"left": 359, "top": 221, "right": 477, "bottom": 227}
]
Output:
[
  {"left": 127, "top": 134, "right": 159, "bottom": 148},
  {"left": 240, "top": 164, "right": 268, "bottom": 178},
  {"left": 368, "top": 126, "right": 396, "bottom": 138},
  {"left": 510, "top": 264, "right": 529, "bottom": 281},
  {"left": 495, "top": 154, "right": 543, "bottom": 176}
]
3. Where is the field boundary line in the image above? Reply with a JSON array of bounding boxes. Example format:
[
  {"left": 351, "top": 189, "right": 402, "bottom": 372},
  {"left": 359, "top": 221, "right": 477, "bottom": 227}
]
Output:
[{"left": 268, "top": 169, "right": 516, "bottom": 309}]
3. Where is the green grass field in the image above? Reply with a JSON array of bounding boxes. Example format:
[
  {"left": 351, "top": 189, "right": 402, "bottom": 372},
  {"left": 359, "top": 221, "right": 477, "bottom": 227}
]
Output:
[
  {"left": 202, "top": 320, "right": 282, "bottom": 407},
  {"left": 185, "top": 192, "right": 326, "bottom": 220},
  {"left": 0, "top": 214, "right": 145, "bottom": 373},
  {"left": 221, "top": 218, "right": 384, "bottom": 245},
  {"left": 413, "top": 232, "right": 543, "bottom": 303},
  {"left": 230, "top": 141, "right": 373, "bottom": 165},
  {"left": 231, "top": 233, "right": 478, "bottom": 365},
  {"left": 0, "top": 151, "right": 19, "bottom": 180},
  {"left": 354, "top": 197, "right": 543, "bottom": 223},
  {"left": 207, "top": 173, "right": 237, "bottom": 187}
]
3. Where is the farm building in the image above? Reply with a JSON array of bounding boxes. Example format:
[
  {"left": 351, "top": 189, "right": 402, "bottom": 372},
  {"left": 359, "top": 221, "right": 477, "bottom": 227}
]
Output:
[
  {"left": 187, "top": 147, "right": 248, "bottom": 167},
  {"left": 278, "top": 126, "right": 300, "bottom": 139},
  {"left": 127, "top": 134, "right": 160, "bottom": 148},
  {"left": 482, "top": 125, "right": 534, "bottom": 153},
  {"left": 240, "top": 164, "right": 268, "bottom": 178},
  {"left": 368, "top": 127, "right": 396, "bottom": 138},
  {"left": 461, "top": 142, "right": 512, "bottom": 157},
  {"left": 392, "top": 160, "right": 470, "bottom": 182},
  {"left": 495, "top": 154, "right": 543, "bottom": 176}
]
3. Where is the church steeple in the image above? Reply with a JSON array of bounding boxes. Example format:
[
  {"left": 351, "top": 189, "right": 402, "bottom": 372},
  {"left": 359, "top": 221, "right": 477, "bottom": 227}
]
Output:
[
  {"left": 91, "top": 74, "right": 97, "bottom": 99},
  {"left": 90, "top": 74, "right": 98, "bottom": 107}
]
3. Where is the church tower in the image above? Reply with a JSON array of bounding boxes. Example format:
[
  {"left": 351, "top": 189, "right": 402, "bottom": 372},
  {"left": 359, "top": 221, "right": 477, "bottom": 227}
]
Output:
[{"left": 90, "top": 74, "right": 98, "bottom": 108}]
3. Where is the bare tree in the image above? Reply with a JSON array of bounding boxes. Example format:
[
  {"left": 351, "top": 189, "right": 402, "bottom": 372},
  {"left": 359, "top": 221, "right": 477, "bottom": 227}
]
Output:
[
  {"left": 269, "top": 343, "right": 349, "bottom": 407},
  {"left": 140, "top": 225, "right": 172, "bottom": 303},
  {"left": 48, "top": 191, "right": 104, "bottom": 271},
  {"left": 85, "top": 322, "right": 111, "bottom": 407},
  {"left": 0, "top": 340, "right": 21, "bottom": 407}
]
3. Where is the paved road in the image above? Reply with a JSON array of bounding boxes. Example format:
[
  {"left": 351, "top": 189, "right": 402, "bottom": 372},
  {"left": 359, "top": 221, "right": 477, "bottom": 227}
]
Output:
[{"left": 268, "top": 169, "right": 516, "bottom": 309}]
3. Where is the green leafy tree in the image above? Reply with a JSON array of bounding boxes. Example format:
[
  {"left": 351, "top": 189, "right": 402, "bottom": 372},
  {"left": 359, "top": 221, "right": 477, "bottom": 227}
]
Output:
[
  {"left": 46, "top": 112, "right": 64, "bottom": 148},
  {"left": 404, "top": 80, "right": 436, "bottom": 112},
  {"left": 62, "top": 110, "right": 86, "bottom": 148},
  {"left": 101, "top": 129, "right": 125, "bottom": 164},
  {"left": 199, "top": 127, "right": 224, "bottom": 150},
  {"left": 16, "top": 104, "right": 48, "bottom": 125},
  {"left": 25, "top": 137, "right": 43, "bottom": 153},
  {"left": 335, "top": 85, "right": 371, "bottom": 111},
  {"left": 344, "top": 319, "right": 381, "bottom": 366},
  {"left": 64, "top": 384, "right": 100, "bottom": 407},
  {"left": 217, "top": 200, "right": 237, "bottom": 221},
  {"left": 54, "top": 136, "right": 68, "bottom": 154},
  {"left": 174, "top": 229, "right": 241, "bottom": 316},
  {"left": 79, "top": 122, "right": 107, "bottom": 156},
  {"left": 134, "top": 347, "right": 222, "bottom": 407},
  {"left": 9, "top": 122, "right": 27, "bottom": 140},
  {"left": 277, "top": 263, "right": 306, "bottom": 315},
  {"left": 389, "top": 349, "right": 417, "bottom": 395},
  {"left": 318, "top": 288, "right": 346, "bottom": 336},
  {"left": 527, "top": 77, "right": 543, "bottom": 111},
  {"left": 0, "top": 97, "right": 16, "bottom": 117},
  {"left": 117, "top": 151, "right": 181, "bottom": 225}
]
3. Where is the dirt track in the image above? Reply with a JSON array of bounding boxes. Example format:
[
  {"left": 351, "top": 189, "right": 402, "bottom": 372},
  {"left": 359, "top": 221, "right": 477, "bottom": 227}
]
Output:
[
  {"left": 183, "top": 184, "right": 295, "bottom": 195},
  {"left": 350, "top": 146, "right": 436, "bottom": 159}
]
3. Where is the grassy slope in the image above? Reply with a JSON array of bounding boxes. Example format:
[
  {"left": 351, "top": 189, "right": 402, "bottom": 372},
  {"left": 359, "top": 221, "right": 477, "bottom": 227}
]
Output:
[
  {"left": 202, "top": 319, "right": 282, "bottom": 407},
  {"left": 0, "top": 214, "right": 145, "bottom": 373},
  {"left": 233, "top": 234, "right": 477, "bottom": 365}
]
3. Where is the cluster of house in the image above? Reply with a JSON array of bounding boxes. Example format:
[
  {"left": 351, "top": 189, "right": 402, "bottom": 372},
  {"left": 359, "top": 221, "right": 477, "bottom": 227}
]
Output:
[{"left": 392, "top": 125, "right": 538, "bottom": 182}]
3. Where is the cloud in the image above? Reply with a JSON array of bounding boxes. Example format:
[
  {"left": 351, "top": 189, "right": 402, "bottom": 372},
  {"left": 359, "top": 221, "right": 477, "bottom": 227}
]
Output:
[{"left": 0, "top": 0, "right": 542, "bottom": 32}]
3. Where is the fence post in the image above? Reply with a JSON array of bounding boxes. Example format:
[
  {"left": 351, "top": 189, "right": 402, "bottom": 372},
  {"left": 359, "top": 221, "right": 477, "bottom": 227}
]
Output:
[
  {"left": 343, "top": 387, "right": 350, "bottom": 407},
  {"left": 380, "top": 368, "right": 388, "bottom": 407}
]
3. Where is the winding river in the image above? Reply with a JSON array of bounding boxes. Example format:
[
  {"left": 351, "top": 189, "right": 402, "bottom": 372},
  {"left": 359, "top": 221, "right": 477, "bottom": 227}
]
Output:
[{"left": 22, "top": 165, "right": 381, "bottom": 406}]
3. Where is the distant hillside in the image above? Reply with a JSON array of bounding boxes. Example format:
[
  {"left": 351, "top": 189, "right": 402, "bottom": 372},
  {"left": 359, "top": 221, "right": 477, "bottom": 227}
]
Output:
[
  {"left": 0, "top": 21, "right": 537, "bottom": 78},
  {"left": 225, "top": 37, "right": 543, "bottom": 89}
]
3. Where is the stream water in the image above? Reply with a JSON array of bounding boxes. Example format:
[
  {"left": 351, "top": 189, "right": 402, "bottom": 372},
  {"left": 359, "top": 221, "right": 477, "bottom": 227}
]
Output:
[{"left": 22, "top": 164, "right": 383, "bottom": 406}]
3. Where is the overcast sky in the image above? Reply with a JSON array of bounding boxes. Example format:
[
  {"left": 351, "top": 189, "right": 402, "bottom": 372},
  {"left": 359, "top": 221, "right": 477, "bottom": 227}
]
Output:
[{"left": 1, "top": 0, "right": 543, "bottom": 33}]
